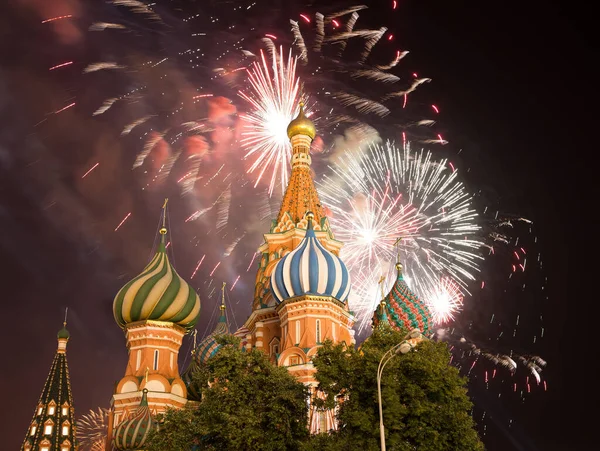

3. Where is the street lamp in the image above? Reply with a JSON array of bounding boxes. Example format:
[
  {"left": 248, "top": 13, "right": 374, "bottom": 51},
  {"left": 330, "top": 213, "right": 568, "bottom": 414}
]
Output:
[{"left": 376, "top": 328, "right": 423, "bottom": 451}]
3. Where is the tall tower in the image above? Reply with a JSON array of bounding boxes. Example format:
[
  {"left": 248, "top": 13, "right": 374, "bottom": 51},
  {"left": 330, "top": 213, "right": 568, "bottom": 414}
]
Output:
[
  {"left": 21, "top": 319, "right": 77, "bottom": 451},
  {"left": 106, "top": 201, "right": 201, "bottom": 450},
  {"left": 244, "top": 104, "right": 355, "bottom": 433}
]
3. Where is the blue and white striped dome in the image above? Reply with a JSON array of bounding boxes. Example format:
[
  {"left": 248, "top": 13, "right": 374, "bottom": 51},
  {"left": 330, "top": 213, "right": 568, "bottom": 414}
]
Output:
[{"left": 271, "top": 215, "right": 351, "bottom": 304}]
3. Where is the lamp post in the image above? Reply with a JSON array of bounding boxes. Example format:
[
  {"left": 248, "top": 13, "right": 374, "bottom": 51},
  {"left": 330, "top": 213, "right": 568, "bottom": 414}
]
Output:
[{"left": 376, "top": 329, "right": 422, "bottom": 451}]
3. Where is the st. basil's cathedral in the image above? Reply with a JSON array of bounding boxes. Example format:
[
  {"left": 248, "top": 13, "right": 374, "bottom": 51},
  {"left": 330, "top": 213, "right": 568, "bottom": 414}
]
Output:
[{"left": 20, "top": 104, "right": 433, "bottom": 450}]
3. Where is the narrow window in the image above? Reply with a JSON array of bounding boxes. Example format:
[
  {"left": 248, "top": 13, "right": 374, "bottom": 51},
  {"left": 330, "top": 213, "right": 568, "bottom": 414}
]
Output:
[
  {"left": 319, "top": 412, "right": 327, "bottom": 433},
  {"left": 136, "top": 350, "right": 141, "bottom": 370},
  {"left": 37, "top": 406, "right": 43, "bottom": 416},
  {"left": 48, "top": 405, "right": 55, "bottom": 415},
  {"left": 283, "top": 325, "right": 287, "bottom": 340},
  {"left": 44, "top": 424, "right": 52, "bottom": 435},
  {"left": 295, "top": 320, "right": 300, "bottom": 345},
  {"left": 61, "top": 405, "right": 69, "bottom": 416},
  {"left": 153, "top": 350, "right": 159, "bottom": 370},
  {"left": 170, "top": 351, "right": 174, "bottom": 369},
  {"left": 61, "top": 446, "right": 70, "bottom": 451},
  {"left": 62, "top": 424, "right": 69, "bottom": 435},
  {"left": 316, "top": 320, "right": 321, "bottom": 343},
  {"left": 41, "top": 447, "right": 50, "bottom": 451},
  {"left": 30, "top": 425, "right": 37, "bottom": 436}
]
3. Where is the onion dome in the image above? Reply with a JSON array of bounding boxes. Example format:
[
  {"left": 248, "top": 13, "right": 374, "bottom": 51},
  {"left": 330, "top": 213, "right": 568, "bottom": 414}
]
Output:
[
  {"left": 113, "top": 389, "right": 155, "bottom": 451},
  {"left": 113, "top": 225, "right": 200, "bottom": 331},
  {"left": 181, "top": 358, "right": 202, "bottom": 402},
  {"left": 372, "top": 301, "right": 389, "bottom": 328},
  {"left": 194, "top": 302, "right": 230, "bottom": 365},
  {"left": 57, "top": 323, "right": 70, "bottom": 339},
  {"left": 372, "top": 263, "right": 433, "bottom": 335},
  {"left": 287, "top": 103, "right": 316, "bottom": 140},
  {"left": 271, "top": 213, "right": 351, "bottom": 304}
]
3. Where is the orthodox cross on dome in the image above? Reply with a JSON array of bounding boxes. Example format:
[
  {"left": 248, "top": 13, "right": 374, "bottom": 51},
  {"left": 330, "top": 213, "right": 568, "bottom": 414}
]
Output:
[
  {"left": 393, "top": 236, "right": 403, "bottom": 269},
  {"left": 221, "top": 282, "right": 226, "bottom": 311},
  {"left": 160, "top": 198, "right": 169, "bottom": 243},
  {"left": 378, "top": 275, "right": 386, "bottom": 300}
]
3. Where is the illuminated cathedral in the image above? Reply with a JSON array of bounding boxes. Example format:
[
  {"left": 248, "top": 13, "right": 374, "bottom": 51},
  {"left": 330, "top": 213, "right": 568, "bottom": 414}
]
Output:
[{"left": 21, "top": 104, "right": 433, "bottom": 450}]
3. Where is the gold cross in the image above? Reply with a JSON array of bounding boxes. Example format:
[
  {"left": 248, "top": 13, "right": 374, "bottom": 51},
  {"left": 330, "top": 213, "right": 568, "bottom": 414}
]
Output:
[{"left": 378, "top": 275, "right": 386, "bottom": 299}]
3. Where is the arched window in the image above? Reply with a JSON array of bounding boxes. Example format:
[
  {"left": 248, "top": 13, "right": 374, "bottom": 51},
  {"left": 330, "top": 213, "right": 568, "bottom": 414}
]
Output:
[
  {"left": 61, "top": 402, "right": 69, "bottom": 416},
  {"left": 44, "top": 419, "right": 53, "bottom": 435},
  {"left": 316, "top": 320, "right": 321, "bottom": 343},
  {"left": 62, "top": 421, "right": 70, "bottom": 436},
  {"left": 153, "top": 350, "right": 159, "bottom": 370},
  {"left": 136, "top": 350, "right": 141, "bottom": 370},
  {"left": 269, "top": 337, "right": 280, "bottom": 356},
  {"left": 295, "top": 320, "right": 301, "bottom": 345},
  {"left": 47, "top": 401, "right": 56, "bottom": 415}
]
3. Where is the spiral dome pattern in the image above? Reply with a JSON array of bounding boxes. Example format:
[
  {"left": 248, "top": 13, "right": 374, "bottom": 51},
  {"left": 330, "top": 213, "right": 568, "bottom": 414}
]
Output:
[
  {"left": 271, "top": 216, "right": 350, "bottom": 304},
  {"left": 194, "top": 309, "right": 229, "bottom": 365},
  {"left": 113, "top": 241, "right": 200, "bottom": 331},
  {"left": 113, "top": 389, "right": 155, "bottom": 451},
  {"left": 372, "top": 264, "right": 433, "bottom": 335}
]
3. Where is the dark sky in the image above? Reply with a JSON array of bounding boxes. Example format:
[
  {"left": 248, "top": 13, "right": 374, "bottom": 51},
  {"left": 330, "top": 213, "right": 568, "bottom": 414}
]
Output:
[{"left": 0, "top": 0, "right": 593, "bottom": 450}]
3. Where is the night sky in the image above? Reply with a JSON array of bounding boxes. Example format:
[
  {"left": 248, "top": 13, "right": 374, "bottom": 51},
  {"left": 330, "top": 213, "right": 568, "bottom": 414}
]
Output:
[{"left": 0, "top": 1, "right": 592, "bottom": 450}]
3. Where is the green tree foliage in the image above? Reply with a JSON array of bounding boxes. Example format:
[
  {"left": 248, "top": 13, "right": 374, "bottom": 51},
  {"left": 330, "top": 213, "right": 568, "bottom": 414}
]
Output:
[
  {"left": 146, "top": 336, "right": 310, "bottom": 451},
  {"left": 307, "top": 326, "right": 485, "bottom": 451}
]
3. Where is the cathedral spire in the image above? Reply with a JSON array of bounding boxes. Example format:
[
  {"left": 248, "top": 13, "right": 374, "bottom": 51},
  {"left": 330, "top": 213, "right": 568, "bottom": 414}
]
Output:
[
  {"left": 21, "top": 315, "right": 77, "bottom": 451},
  {"left": 277, "top": 103, "right": 324, "bottom": 225}
]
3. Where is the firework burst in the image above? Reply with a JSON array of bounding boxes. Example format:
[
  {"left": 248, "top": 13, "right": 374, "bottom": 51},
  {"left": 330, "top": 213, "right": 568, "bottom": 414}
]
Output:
[
  {"left": 238, "top": 47, "right": 302, "bottom": 195},
  {"left": 319, "top": 140, "right": 484, "bottom": 332},
  {"left": 77, "top": 407, "right": 109, "bottom": 451}
]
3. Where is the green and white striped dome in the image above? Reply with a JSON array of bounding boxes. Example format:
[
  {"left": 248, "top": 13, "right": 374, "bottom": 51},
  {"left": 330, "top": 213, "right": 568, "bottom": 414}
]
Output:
[{"left": 113, "top": 240, "right": 200, "bottom": 331}]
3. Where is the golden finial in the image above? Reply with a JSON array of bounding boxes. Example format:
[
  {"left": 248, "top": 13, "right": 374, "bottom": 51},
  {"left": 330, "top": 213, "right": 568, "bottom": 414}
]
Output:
[{"left": 160, "top": 198, "right": 169, "bottom": 242}]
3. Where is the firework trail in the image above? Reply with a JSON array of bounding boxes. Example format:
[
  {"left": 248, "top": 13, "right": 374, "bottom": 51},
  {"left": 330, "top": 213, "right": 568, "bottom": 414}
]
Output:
[
  {"left": 77, "top": 407, "right": 109, "bottom": 451},
  {"left": 274, "top": 6, "right": 441, "bottom": 144},
  {"left": 319, "top": 140, "right": 483, "bottom": 332},
  {"left": 435, "top": 326, "right": 547, "bottom": 395}
]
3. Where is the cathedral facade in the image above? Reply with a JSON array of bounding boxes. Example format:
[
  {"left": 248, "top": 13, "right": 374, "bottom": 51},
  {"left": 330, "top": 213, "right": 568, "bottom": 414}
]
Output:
[{"left": 21, "top": 103, "right": 432, "bottom": 450}]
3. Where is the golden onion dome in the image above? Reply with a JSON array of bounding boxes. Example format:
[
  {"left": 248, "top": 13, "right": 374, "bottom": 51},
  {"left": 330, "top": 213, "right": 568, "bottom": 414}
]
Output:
[{"left": 287, "top": 103, "right": 316, "bottom": 140}]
